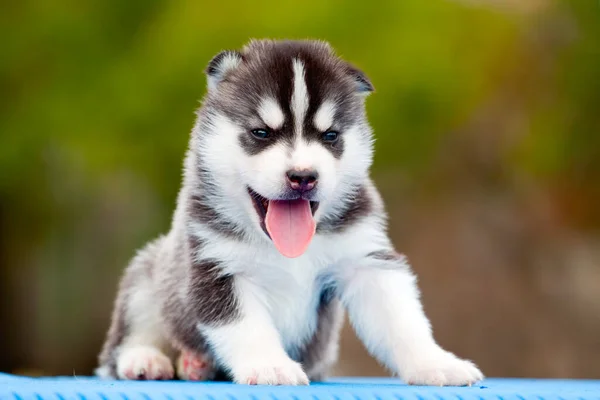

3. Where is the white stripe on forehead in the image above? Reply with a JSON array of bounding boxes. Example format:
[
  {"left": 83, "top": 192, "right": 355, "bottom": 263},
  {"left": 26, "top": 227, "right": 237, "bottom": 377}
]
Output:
[
  {"left": 313, "top": 100, "right": 337, "bottom": 132},
  {"left": 291, "top": 59, "right": 309, "bottom": 135},
  {"left": 258, "top": 97, "right": 285, "bottom": 130}
]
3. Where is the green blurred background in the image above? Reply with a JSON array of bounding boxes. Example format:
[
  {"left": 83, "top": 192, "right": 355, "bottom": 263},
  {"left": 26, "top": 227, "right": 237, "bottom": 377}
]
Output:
[{"left": 1, "top": 0, "right": 599, "bottom": 378}]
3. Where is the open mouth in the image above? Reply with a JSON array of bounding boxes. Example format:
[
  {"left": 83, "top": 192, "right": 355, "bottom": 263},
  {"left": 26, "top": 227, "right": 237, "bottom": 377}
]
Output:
[{"left": 248, "top": 188, "right": 319, "bottom": 258}]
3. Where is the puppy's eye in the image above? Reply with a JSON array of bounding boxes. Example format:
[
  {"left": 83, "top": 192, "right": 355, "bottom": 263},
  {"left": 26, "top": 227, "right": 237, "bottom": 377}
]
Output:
[
  {"left": 322, "top": 131, "right": 339, "bottom": 142},
  {"left": 251, "top": 128, "right": 271, "bottom": 140}
]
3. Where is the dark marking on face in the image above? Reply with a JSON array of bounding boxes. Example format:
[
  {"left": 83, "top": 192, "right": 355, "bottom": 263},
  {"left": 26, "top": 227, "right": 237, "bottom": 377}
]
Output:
[
  {"left": 317, "top": 185, "right": 373, "bottom": 234},
  {"left": 301, "top": 52, "right": 360, "bottom": 160},
  {"left": 307, "top": 129, "right": 345, "bottom": 159},
  {"left": 237, "top": 124, "right": 295, "bottom": 156},
  {"left": 205, "top": 40, "right": 372, "bottom": 158}
]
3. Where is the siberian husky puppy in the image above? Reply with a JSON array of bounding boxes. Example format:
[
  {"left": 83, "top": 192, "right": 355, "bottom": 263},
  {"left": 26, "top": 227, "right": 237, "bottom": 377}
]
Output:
[{"left": 96, "top": 39, "right": 483, "bottom": 386}]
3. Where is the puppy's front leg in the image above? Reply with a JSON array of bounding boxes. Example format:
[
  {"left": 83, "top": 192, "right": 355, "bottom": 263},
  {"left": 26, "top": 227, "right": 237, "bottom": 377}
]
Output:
[
  {"left": 202, "top": 276, "right": 309, "bottom": 385},
  {"left": 339, "top": 251, "right": 483, "bottom": 386}
]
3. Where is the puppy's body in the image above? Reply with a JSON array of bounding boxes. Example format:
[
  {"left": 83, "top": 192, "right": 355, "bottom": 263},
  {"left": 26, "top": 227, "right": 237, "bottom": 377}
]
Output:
[{"left": 97, "top": 39, "right": 483, "bottom": 386}]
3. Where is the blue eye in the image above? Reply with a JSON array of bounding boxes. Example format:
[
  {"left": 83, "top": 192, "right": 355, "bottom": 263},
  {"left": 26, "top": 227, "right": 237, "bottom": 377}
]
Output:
[
  {"left": 322, "top": 131, "right": 339, "bottom": 142},
  {"left": 251, "top": 128, "right": 270, "bottom": 139}
]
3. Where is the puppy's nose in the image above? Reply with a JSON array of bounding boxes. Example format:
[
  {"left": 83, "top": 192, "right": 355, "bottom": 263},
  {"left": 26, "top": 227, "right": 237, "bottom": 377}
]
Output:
[{"left": 286, "top": 169, "right": 318, "bottom": 192}]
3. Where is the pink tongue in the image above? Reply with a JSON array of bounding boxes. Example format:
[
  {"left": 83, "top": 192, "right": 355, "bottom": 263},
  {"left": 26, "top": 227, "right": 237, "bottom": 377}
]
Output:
[{"left": 265, "top": 199, "right": 316, "bottom": 258}]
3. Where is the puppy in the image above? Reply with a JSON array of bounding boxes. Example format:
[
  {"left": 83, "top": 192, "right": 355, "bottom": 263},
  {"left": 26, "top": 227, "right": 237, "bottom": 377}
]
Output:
[{"left": 96, "top": 39, "right": 483, "bottom": 386}]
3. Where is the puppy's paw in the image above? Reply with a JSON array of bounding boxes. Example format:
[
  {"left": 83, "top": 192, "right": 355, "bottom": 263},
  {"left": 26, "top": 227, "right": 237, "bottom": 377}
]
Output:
[
  {"left": 402, "top": 348, "right": 483, "bottom": 386},
  {"left": 232, "top": 355, "right": 309, "bottom": 385},
  {"left": 176, "top": 350, "right": 216, "bottom": 381},
  {"left": 117, "top": 345, "right": 174, "bottom": 380}
]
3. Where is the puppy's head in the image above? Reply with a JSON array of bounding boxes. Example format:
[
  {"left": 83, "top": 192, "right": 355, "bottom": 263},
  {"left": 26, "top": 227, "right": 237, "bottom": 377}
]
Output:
[{"left": 197, "top": 39, "right": 374, "bottom": 257}]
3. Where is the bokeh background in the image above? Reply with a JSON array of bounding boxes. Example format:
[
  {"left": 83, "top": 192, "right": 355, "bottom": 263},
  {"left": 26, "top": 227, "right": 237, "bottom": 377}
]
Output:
[{"left": 1, "top": 0, "right": 599, "bottom": 379}]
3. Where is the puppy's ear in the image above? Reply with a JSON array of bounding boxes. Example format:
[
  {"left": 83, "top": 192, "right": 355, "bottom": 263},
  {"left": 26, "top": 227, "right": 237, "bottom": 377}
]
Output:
[
  {"left": 347, "top": 64, "right": 374, "bottom": 95},
  {"left": 205, "top": 50, "right": 242, "bottom": 92}
]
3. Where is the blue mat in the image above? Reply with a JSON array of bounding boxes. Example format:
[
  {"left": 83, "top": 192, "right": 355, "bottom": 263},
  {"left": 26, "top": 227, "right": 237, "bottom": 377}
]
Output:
[{"left": 1, "top": 374, "right": 599, "bottom": 400}]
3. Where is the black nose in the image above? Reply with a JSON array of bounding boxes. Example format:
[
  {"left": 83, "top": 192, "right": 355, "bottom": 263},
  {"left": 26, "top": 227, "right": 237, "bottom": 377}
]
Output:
[{"left": 286, "top": 169, "right": 319, "bottom": 192}]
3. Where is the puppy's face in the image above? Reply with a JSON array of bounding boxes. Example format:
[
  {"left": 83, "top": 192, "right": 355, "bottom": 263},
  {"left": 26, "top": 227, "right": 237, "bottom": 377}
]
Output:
[{"left": 197, "top": 40, "right": 374, "bottom": 257}]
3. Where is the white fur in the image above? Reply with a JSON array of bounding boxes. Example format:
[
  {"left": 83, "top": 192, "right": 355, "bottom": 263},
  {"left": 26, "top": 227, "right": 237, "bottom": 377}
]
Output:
[
  {"left": 339, "top": 261, "right": 482, "bottom": 385},
  {"left": 117, "top": 345, "right": 174, "bottom": 380},
  {"left": 193, "top": 211, "right": 387, "bottom": 350},
  {"left": 316, "top": 123, "right": 374, "bottom": 221},
  {"left": 258, "top": 97, "right": 285, "bottom": 130},
  {"left": 291, "top": 59, "right": 309, "bottom": 134},
  {"left": 314, "top": 100, "right": 337, "bottom": 132},
  {"left": 196, "top": 114, "right": 260, "bottom": 235},
  {"left": 124, "top": 282, "right": 169, "bottom": 349},
  {"left": 119, "top": 244, "right": 175, "bottom": 356},
  {"left": 200, "top": 276, "right": 309, "bottom": 385}
]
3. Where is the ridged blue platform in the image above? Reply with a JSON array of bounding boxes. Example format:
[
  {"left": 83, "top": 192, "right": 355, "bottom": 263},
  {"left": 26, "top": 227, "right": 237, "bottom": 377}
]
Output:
[{"left": 1, "top": 375, "right": 599, "bottom": 400}]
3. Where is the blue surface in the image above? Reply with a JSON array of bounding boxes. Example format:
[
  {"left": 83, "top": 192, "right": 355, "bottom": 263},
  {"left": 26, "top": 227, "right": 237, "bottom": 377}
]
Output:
[{"left": 1, "top": 374, "right": 599, "bottom": 400}]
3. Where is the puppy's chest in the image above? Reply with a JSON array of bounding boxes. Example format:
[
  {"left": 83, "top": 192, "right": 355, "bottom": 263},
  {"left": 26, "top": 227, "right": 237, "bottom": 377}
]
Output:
[{"left": 251, "top": 260, "right": 331, "bottom": 352}]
